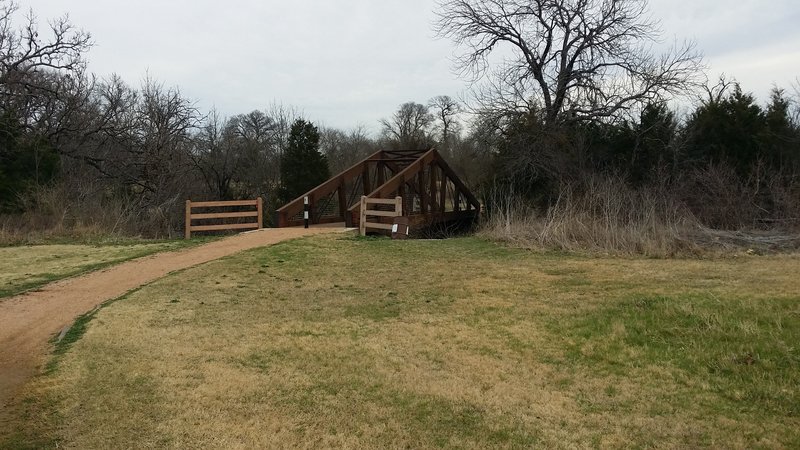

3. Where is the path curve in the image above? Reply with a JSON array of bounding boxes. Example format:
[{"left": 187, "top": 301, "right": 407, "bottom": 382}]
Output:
[{"left": 0, "top": 226, "right": 344, "bottom": 409}]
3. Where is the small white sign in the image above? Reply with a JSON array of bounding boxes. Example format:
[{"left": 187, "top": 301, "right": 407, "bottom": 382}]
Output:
[
  {"left": 392, "top": 224, "right": 398, "bottom": 233},
  {"left": 304, "top": 211, "right": 309, "bottom": 219}
]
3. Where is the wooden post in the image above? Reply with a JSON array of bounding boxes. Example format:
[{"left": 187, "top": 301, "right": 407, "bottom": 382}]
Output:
[
  {"left": 418, "top": 171, "right": 426, "bottom": 213},
  {"left": 277, "top": 210, "right": 287, "bottom": 228},
  {"left": 359, "top": 196, "right": 367, "bottom": 236},
  {"left": 337, "top": 178, "right": 348, "bottom": 221},
  {"left": 429, "top": 165, "right": 438, "bottom": 212},
  {"left": 439, "top": 166, "right": 447, "bottom": 213},
  {"left": 362, "top": 165, "right": 371, "bottom": 196},
  {"left": 395, "top": 196, "right": 403, "bottom": 217},
  {"left": 304, "top": 196, "right": 310, "bottom": 229},
  {"left": 257, "top": 197, "right": 263, "bottom": 229},
  {"left": 185, "top": 200, "right": 192, "bottom": 239},
  {"left": 376, "top": 162, "right": 385, "bottom": 186}
]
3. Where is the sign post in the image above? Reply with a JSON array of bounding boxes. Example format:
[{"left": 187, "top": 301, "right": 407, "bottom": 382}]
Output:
[{"left": 304, "top": 196, "right": 310, "bottom": 229}]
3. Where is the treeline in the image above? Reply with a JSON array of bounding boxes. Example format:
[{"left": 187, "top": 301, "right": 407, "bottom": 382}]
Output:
[
  {"left": 2, "top": 0, "right": 800, "bottom": 244},
  {"left": 487, "top": 82, "right": 800, "bottom": 229}
]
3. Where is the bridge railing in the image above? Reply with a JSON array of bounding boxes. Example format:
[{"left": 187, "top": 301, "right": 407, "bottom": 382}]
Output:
[
  {"left": 359, "top": 196, "right": 403, "bottom": 236},
  {"left": 184, "top": 198, "right": 263, "bottom": 239}
]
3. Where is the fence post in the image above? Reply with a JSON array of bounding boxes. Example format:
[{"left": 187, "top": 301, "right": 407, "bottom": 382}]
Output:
[
  {"left": 395, "top": 196, "right": 403, "bottom": 217},
  {"left": 304, "top": 196, "right": 310, "bottom": 229},
  {"left": 257, "top": 197, "right": 263, "bottom": 229},
  {"left": 184, "top": 200, "right": 192, "bottom": 239},
  {"left": 359, "top": 196, "right": 367, "bottom": 236}
]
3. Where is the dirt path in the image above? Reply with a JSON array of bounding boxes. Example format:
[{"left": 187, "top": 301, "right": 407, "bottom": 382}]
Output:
[{"left": 0, "top": 226, "right": 345, "bottom": 410}]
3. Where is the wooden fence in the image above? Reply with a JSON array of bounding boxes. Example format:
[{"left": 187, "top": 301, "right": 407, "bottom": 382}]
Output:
[
  {"left": 185, "top": 198, "right": 263, "bottom": 239},
  {"left": 359, "top": 196, "right": 402, "bottom": 236}
]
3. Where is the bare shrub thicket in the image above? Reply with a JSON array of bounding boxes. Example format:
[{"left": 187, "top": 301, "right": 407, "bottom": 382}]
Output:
[
  {"left": 0, "top": 183, "right": 128, "bottom": 245},
  {"left": 678, "top": 163, "right": 800, "bottom": 230},
  {"left": 0, "top": 170, "right": 202, "bottom": 245},
  {"left": 481, "top": 164, "right": 800, "bottom": 256},
  {"left": 480, "top": 175, "right": 698, "bottom": 256}
]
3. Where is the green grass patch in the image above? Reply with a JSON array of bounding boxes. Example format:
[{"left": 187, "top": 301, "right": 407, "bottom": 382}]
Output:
[{"left": 554, "top": 293, "right": 800, "bottom": 417}]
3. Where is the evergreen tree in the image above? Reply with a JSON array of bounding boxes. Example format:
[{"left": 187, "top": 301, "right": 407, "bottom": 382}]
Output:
[
  {"left": 631, "top": 103, "right": 677, "bottom": 184},
  {"left": 685, "top": 85, "right": 767, "bottom": 175},
  {"left": 762, "top": 88, "right": 800, "bottom": 170},
  {"left": 580, "top": 120, "right": 636, "bottom": 175},
  {"left": 0, "top": 111, "right": 60, "bottom": 212},
  {"left": 279, "top": 119, "right": 329, "bottom": 204}
]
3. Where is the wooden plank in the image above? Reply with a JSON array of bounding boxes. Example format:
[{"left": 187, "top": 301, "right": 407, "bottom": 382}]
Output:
[
  {"left": 359, "top": 196, "right": 367, "bottom": 236},
  {"left": 439, "top": 164, "right": 447, "bottom": 213},
  {"left": 364, "top": 210, "right": 398, "bottom": 217},
  {"left": 364, "top": 222, "right": 394, "bottom": 231},
  {"left": 376, "top": 162, "right": 385, "bottom": 186},
  {"left": 190, "top": 223, "right": 260, "bottom": 232},
  {"left": 191, "top": 200, "right": 258, "bottom": 208},
  {"left": 257, "top": 197, "right": 263, "bottom": 229},
  {"left": 373, "top": 157, "right": 420, "bottom": 162},
  {"left": 190, "top": 211, "right": 259, "bottom": 220},
  {"left": 362, "top": 166, "right": 371, "bottom": 196},
  {"left": 283, "top": 216, "right": 344, "bottom": 227},
  {"left": 429, "top": 165, "right": 438, "bottom": 212},
  {"left": 364, "top": 198, "right": 397, "bottom": 205},
  {"left": 419, "top": 170, "right": 427, "bottom": 213},
  {"left": 337, "top": 178, "right": 348, "bottom": 219},
  {"left": 384, "top": 150, "right": 427, "bottom": 157},
  {"left": 185, "top": 200, "right": 192, "bottom": 239}
]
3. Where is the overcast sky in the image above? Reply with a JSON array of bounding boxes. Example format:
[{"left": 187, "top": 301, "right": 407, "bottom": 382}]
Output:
[{"left": 26, "top": 0, "right": 800, "bottom": 132}]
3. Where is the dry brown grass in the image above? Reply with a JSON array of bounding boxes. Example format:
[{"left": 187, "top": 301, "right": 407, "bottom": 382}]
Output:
[
  {"left": 479, "top": 176, "right": 800, "bottom": 256},
  {"left": 0, "top": 182, "right": 186, "bottom": 246},
  {"left": 6, "top": 235, "right": 800, "bottom": 448}
]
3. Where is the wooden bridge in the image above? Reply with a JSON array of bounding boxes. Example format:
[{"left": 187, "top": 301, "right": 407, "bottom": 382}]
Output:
[{"left": 274, "top": 148, "right": 480, "bottom": 231}]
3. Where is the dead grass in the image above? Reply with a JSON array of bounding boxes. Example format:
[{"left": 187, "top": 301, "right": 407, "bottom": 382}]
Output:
[
  {"left": 479, "top": 176, "right": 800, "bottom": 257},
  {"left": 479, "top": 177, "right": 700, "bottom": 257},
  {"left": 5, "top": 235, "right": 800, "bottom": 448},
  {"left": 0, "top": 240, "right": 203, "bottom": 299}
]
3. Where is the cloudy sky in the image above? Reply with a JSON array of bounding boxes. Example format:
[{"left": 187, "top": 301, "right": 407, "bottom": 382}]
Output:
[{"left": 26, "top": 0, "right": 800, "bottom": 132}]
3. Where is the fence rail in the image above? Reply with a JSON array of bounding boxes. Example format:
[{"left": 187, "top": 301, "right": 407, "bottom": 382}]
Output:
[
  {"left": 185, "top": 198, "right": 263, "bottom": 239},
  {"left": 359, "top": 196, "right": 402, "bottom": 236}
]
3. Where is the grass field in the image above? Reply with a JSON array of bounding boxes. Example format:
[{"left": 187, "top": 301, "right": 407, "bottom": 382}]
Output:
[
  {"left": 0, "top": 239, "right": 208, "bottom": 299},
  {"left": 5, "top": 235, "right": 799, "bottom": 448}
]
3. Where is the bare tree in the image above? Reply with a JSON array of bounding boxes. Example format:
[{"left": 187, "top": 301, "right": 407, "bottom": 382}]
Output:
[
  {"left": 263, "top": 101, "right": 301, "bottom": 155},
  {"left": 435, "top": 0, "right": 704, "bottom": 124},
  {"left": 191, "top": 109, "right": 240, "bottom": 200},
  {"left": 700, "top": 74, "right": 736, "bottom": 105},
  {"left": 0, "top": 0, "right": 92, "bottom": 99},
  {"left": 380, "top": 102, "right": 434, "bottom": 149},
  {"left": 791, "top": 77, "right": 800, "bottom": 126},
  {"left": 321, "top": 125, "right": 376, "bottom": 173},
  {"left": 428, "top": 95, "right": 462, "bottom": 152},
  {"left": 1, "top": 0, "right": 94, "bottom": 161},
  {"left": 225, "top": 110, "right": 279, "bottom": 198}
]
